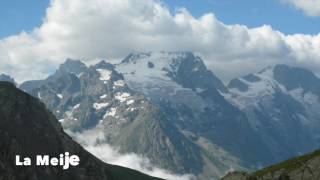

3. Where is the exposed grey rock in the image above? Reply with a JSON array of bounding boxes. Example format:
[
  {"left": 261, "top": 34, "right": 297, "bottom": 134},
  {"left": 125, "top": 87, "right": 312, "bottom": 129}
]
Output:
[
  {"left": 26, "top": 59, "right": 206, "bottom": 177},
  {"left": 117, "top": 52, "right": 273, "bottom": 177},
  {"left": 19, "top": 55, "right": 320, "bottom": 180},
  {"left": 20, "top": 58, "right": 87, "bottom": 91},
  {"left": 273, "top": 64, "right": 320, "bottom": 96},
  {"left": 228, "top": 79, "right": 249, "bottom": 92},
  {"left": 0, "top": 81, "right": 161, "bottom": 180}
]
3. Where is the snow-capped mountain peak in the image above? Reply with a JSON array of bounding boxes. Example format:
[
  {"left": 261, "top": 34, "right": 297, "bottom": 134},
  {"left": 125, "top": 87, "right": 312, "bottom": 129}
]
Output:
[
  {"left": 225, "top": 65, "right": 286, "bottom": 109},
  {"left": 115, "top": 51, "right": 229, "bottom": 112},
  {"left": 117, "top": 51, "right": 196, "bottom": 82},
  {"left": 224, "top": 64, "right": 320, "bottom": 159},
  {"left": 226, "top": 64, "right": 320, "bottom": 108}
]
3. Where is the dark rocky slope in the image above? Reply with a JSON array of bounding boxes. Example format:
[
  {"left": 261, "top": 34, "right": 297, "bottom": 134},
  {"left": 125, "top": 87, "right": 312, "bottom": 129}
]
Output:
[{"left": 0, "top": 82, "right": 161, "bottom": 180}]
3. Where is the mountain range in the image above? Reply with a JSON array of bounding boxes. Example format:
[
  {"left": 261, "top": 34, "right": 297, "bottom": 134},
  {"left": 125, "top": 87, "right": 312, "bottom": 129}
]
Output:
[
  {"left": 2, "top": 51, "right": 320, "bottom": 179},
  {"left": 224, "top": 64, "right": 320, "bottom": 161},
  {"left": 0, "top": 81, "right": 160, "bottom": 180}
]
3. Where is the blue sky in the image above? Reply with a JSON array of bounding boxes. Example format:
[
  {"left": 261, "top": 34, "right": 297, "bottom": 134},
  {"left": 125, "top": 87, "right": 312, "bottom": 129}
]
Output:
[
  {"left": 0, "top": 0, "right": 319, "bottom": 38},
  {"left": 0, "top": 0, "right": 320, "bottom": 37},
  {"left": 162, "top": 0, "right": 320, "bottom": 34},
  {"left": 0, "top": 0, "right": 49, "bottom": 38}
]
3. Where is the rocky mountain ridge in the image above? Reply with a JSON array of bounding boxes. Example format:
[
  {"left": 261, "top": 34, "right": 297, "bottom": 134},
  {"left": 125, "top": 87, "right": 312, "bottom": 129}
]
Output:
[
  {"left": 0, "top": 81, "right": 161, "bottom": 180},
  {"left": 19, "top": 53, "right": 260, "bottom": 179},
  {"left": 3, "top": 51, "right": 320, "bottom": 180}
]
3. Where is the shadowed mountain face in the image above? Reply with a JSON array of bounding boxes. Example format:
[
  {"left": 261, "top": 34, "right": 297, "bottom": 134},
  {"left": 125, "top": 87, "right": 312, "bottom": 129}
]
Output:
[
  {"left": 225, "top": 65, "right": 320, "bottom": 163},
  {"left": 221, "top": 149, "right": 320, "bottom": 180},
  {"left": 0, "top": 82, "right": 161, "bottom": 180},
  {"left": 273, "top": 65, "right": 320, "bottom": 96},
  {"left": 20, "top": 59, "right": 87, "bottom": 92}
]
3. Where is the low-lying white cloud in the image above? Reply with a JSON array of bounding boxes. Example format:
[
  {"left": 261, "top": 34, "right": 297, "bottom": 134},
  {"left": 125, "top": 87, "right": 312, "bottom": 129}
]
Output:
[
  {"left": 0, "top": 0, "right": 319, "bottom": 83},
  {"left": 67, "top": 129, "right": 195, "bottom": 180},
  {"left": 86, "top": 144, "right": 195, "bottom": 180},
  {"left": 283, "top": 0, "right": 320, "bottom": 16}
]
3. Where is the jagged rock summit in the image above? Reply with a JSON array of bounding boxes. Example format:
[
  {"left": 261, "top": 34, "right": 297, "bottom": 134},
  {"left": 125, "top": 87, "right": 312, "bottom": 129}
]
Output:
[{"left": 19, "top": 59, "right": 87, "bottom": 92}]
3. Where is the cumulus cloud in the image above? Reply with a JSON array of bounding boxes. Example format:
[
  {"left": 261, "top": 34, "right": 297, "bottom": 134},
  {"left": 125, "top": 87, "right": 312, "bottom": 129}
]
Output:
[
  {"left": 0, "top": 0, "right": 319, "bottom": 83},
  {"left": 283, "top": 0, "right": 320, "bottom": 16},
  {"left": 67, "top": 129, "right": 195, "bottom": 180}
]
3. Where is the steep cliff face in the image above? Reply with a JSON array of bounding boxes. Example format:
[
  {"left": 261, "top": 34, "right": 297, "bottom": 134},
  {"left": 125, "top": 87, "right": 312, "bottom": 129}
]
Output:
[
  {"left": 221, "top": 149, "right": 320, "bottom": 180},
  {"left": 0, "top": 82, "right": 161, "bottom": 180}
]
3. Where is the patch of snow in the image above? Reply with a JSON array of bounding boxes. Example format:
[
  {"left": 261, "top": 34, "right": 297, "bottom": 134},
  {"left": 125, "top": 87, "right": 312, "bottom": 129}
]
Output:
[
  {"left": 74, "top": 104, "right": 80, "bottom": 109},
  {"left": 103, "top": 107, "right": 117, "bottom": 118},
  {"left": 126, "top": 99, "right": 135, "bottom": 105},
  {"left": 57, "top": 94, "right": 63, "bottom": 99},
  {"left": 114, "top": 80, "right": 125, "bottom": 87},
  {"left": 115, "top": 92, "right": 131, "bottom": 102},
  {"left": 195, "top": 88, "right": 206, "bottom": 93},
  {"left": 100, "top": 94, "right": 108, "bottom": 99},
  {"left": 97, "top": 69, "right": 112, "bottom": 81},
  {"left": 93, "top": 102, "right": 109, "bottom": 110},
  {"left": 38, "top": 92, "right": 42, "bottom": 99},
  {"left": 58, "top": 119, "right": 64, "bottom": 123}
]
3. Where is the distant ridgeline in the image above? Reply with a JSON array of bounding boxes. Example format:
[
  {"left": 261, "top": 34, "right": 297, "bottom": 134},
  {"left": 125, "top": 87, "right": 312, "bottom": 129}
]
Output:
[
  {"left": 221, "top": 149, "right": 320, "bottom": 180},
  {"left": 2, "top": 51, "right": 320, "bottom": 179}
]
